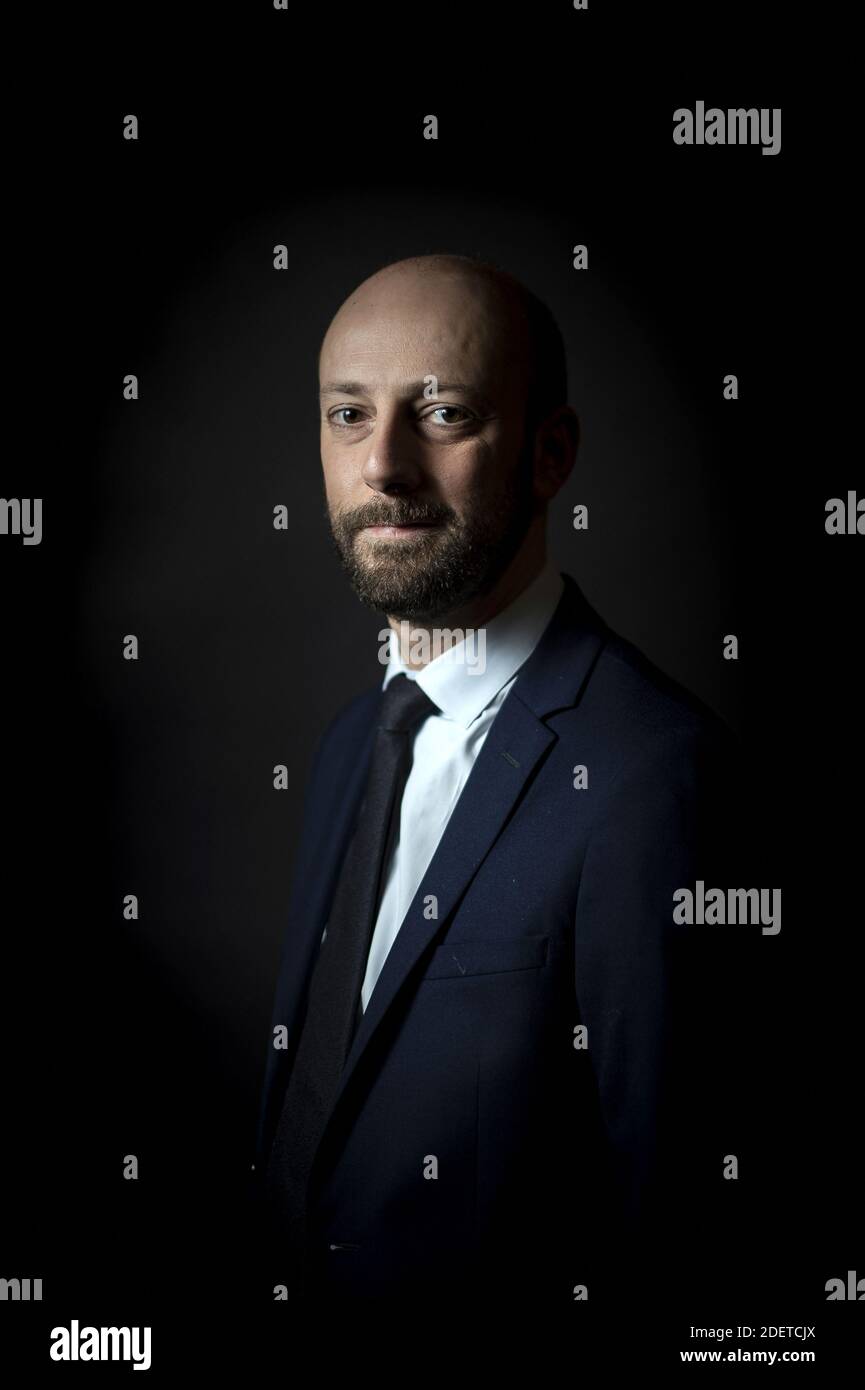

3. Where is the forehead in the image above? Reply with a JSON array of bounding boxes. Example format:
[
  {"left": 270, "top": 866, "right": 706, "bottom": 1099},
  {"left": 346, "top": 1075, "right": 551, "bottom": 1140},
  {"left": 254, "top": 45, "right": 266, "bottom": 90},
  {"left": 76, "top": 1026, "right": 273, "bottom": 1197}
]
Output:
[{"left": 319, "top": 269, "right": 530, "bottom": 395}]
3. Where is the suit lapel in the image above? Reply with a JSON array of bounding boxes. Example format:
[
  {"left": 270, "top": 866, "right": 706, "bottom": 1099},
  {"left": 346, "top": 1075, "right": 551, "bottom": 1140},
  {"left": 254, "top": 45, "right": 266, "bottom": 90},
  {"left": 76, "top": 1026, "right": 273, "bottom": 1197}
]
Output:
[
  {"left": 334, "top": 692, "right": 555, "bottom": 1080},
  {"left": 257, "top": 694, "right": 378, "bottom": 1164},
  {"left": 314, "top": 574, "right": 609, "bottom": 1163},
  {"left": 295, "top": 712, "right": 377, "bottom": 952}
]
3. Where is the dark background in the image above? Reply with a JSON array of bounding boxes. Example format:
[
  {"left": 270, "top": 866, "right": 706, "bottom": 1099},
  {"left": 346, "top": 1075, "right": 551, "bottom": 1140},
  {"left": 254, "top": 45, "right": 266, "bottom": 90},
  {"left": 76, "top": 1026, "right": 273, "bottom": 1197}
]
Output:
[{"left": 2, "top": 4, "right": 860, "bottom": 1372}]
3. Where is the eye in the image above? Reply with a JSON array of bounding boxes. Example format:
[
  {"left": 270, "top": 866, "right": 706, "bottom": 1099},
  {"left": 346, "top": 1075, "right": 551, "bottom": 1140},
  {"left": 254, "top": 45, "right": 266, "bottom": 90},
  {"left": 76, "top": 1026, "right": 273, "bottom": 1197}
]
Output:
[
  {"left": 327, "top": 406, "right": 368, "bottom": 428},
  {"left": 422, "top": 405, "right": 474, "bottom": 427}
]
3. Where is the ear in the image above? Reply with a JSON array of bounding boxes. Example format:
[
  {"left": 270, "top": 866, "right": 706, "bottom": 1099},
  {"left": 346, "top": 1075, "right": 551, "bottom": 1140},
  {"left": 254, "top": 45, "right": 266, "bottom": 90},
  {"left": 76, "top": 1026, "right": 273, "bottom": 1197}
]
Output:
[{"left": 534, "top": 405, "right": 579, "bottom": 499}]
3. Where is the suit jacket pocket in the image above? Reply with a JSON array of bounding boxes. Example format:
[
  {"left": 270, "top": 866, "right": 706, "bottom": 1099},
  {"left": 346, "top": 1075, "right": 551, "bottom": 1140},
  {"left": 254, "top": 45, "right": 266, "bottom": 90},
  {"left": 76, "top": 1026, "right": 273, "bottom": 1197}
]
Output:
[{"left": 421, "top": 934, "right": 549, "bottom": 981}]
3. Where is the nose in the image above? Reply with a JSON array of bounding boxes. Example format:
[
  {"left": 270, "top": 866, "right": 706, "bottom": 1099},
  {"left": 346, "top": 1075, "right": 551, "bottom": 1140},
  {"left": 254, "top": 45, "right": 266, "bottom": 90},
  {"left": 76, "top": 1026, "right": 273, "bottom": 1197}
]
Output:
[{"left": 360, "top": 405, "right": 423, "bottom": 495}]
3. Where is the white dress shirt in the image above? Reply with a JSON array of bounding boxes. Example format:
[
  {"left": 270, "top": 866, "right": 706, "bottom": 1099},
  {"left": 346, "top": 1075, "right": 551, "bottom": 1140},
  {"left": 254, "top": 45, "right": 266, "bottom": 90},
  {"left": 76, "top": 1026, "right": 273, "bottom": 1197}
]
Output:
[{"left": 359, "top": 560, "right": 565, "bottom": 1012}]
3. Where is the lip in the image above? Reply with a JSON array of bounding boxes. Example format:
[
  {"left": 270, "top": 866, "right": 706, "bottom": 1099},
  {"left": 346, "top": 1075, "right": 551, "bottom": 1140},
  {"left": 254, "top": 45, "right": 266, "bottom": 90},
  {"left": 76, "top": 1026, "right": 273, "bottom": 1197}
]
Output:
[{"left": 361, "top": 523, "right": 442, "bottom": 537}]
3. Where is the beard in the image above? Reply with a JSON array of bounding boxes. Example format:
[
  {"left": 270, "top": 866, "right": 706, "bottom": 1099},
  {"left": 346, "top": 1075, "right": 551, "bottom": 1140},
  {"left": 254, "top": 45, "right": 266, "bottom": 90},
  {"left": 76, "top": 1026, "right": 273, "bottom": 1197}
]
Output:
[{"left": 325, "top": 439, "right": 537, "bottom": 621}]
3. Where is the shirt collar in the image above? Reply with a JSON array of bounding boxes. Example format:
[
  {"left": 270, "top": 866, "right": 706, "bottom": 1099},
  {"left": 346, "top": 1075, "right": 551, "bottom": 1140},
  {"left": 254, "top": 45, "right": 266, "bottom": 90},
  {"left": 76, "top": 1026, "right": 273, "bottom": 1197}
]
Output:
[{"left": 381, "top": 560, "right": 565, "bottom": 729}]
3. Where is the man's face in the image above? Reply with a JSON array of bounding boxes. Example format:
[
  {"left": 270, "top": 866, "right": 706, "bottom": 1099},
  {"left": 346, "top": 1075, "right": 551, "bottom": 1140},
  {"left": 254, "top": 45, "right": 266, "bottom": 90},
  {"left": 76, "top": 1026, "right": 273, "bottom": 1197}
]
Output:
[{"left": 319, "top": 265, "right": 537, "bottom": 621}]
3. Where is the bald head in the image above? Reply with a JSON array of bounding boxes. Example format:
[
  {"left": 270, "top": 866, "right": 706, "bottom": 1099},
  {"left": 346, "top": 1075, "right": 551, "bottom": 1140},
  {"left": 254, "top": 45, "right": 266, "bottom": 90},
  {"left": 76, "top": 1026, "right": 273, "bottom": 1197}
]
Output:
[
  {"left": 318, "top": 253, "right": 577, "bottom": 621},
  {"left": 319, "top": 254, "right": 568, "bottom": 437}
]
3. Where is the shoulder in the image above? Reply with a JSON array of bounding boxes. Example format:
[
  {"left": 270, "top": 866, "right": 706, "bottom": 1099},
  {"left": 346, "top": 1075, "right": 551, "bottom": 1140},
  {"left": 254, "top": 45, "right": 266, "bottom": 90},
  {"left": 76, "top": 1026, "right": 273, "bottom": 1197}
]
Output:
[
  {"left": 561, "top": 630, "right": 745, "bottom": 872},
  {"left": 597, "top": 627, "right": 733, "bottom": 742},
  {"left": 528, "top": 575, "right": 736, "bottom": 775},
  {"left": 551, "top": 620, "right": 739, "bottom": 801},
  {"left": 310, "top": 681, "right": 382, "bottom": 767}
]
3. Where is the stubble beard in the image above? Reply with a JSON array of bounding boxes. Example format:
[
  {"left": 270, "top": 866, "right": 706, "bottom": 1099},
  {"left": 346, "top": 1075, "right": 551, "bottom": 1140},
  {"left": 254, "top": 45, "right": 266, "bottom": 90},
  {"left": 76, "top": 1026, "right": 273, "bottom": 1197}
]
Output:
[{"left": 326, "top": 450, "right": 536, "bottom": 622}]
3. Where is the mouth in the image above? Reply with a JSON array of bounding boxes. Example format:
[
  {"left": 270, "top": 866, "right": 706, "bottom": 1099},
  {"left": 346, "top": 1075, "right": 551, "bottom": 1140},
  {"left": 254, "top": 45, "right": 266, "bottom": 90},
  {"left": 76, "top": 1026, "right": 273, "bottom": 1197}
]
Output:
[{"left": 360, "top": 522, "right": 443, "bottom": 538}]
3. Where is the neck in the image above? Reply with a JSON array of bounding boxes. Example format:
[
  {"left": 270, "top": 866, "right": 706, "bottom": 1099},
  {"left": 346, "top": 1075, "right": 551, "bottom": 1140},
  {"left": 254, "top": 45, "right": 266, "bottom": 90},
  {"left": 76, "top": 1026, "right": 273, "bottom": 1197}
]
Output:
[{"left": 387, "top": 527, "right": 547, "bottom": 671}]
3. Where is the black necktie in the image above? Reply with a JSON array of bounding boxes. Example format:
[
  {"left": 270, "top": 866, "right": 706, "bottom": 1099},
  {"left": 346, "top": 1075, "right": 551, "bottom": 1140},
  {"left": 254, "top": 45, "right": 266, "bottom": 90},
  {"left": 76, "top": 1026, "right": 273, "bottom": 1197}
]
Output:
[{"left": 264, "top": 672, "right": 439, "bottom": 1286}]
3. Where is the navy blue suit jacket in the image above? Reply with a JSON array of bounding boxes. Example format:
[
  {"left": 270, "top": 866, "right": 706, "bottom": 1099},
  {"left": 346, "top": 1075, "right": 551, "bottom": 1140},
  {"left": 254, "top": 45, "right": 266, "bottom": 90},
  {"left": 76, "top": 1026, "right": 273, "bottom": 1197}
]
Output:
[{"left": 253, "top": 572, "right": 749, "bottom": 1308}]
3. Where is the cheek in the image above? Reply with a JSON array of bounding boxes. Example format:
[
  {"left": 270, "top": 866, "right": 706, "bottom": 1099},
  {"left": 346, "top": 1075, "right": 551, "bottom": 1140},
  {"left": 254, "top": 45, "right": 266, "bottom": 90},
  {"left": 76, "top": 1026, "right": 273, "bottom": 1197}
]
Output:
[
  {"left": 320, "top": 447, "right": 349, "bottom": 505},
  {"left": 435, "top": 435, "right": 498, "bottom": 498},
  {"left": 452, "top": 435, "right": 521, "bottom": 511}
]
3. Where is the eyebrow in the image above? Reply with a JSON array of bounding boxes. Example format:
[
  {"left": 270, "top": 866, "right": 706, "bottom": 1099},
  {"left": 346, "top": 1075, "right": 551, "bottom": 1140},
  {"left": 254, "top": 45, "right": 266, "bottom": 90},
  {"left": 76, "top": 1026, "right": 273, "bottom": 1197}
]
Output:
[{"left": 319, "top": 380, "right": 479, "bottom": 398}]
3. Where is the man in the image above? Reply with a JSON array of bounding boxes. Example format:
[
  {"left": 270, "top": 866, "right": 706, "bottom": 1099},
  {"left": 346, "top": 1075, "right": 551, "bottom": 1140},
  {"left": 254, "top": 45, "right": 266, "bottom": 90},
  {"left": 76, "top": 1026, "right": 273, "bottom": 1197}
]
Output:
[{"left": 252, "top": 254, "right": 750, "bottom": 1312}]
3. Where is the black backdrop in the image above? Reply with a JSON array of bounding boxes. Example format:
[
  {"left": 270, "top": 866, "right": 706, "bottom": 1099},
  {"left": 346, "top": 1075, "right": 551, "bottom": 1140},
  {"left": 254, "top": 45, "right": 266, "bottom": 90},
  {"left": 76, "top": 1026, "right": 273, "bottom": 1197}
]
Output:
[{"left": 2, "top": 4, "right": 861, "bottom": 1374}]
